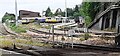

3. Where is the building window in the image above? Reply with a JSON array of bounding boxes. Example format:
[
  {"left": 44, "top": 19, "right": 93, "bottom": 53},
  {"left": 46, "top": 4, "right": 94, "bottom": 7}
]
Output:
[{"left": 22, "top": 13, "right": 29, "bottom": 15}]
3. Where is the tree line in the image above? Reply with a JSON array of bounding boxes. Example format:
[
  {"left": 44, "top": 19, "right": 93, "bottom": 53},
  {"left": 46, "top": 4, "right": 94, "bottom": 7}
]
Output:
[
  {"left": 45, "top": 2, "right": 101, "bottom": 26},
  {"left": 2, "top": 2, "right": 102, "bottom": 26},
  {"left": 44, "top": 5, "right": 80, "bottom": 19}
]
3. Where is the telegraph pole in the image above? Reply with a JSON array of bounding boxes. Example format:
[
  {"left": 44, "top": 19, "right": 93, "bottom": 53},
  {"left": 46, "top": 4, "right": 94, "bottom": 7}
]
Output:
[
  {"left": 65, "top": 0, "right": 67, "bottom": 23},
  {"left": 15, "top": 0, "right": 18, "bottom": 26}
]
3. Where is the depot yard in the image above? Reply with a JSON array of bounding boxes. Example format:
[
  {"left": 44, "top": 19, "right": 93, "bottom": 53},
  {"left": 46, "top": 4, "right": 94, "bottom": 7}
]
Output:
[
  {"left": 16, "top": 23, "right": 115, "bottom": 47},
  {"left": 0, "top": 22, "right": 117, "bottom": 56}
]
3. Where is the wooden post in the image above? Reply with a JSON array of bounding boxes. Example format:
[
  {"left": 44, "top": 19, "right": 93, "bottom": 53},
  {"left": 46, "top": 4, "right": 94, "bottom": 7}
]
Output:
[
  {"left": 71, "top": 35, "right": 73, "bottom": 49},
  {"left": 52, "top": 25, "right": 55, "bottom": 47},
  {"left": 48, "top": 24, "right": 50, "bottom": 38}
]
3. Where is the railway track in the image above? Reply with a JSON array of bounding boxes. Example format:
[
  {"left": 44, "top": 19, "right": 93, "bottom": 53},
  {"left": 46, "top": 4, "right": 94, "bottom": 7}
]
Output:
[
  {"left": 0, "top": 23, "right": 32, "bottom": 56},
  {"left": 1, "top": 23, "right": 120, "bottom": 56},
  {"left": 29, "top": 28, "right": 120, "bottom": 52},
  {"left": 0, "top": 23, "right": 10, "bottom": 35},
  {"left": 29, "top": 28, "right": 66, "bottom": 36}
]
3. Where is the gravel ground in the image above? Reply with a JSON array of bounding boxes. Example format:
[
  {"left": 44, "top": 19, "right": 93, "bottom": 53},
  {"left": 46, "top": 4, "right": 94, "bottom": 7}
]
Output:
[{"left": 27, "top": 30, "right": 115, "bottom": 47}]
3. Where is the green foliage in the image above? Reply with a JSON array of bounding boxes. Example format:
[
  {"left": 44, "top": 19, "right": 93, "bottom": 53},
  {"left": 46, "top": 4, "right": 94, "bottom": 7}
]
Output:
[
  {"left": 2, "top": 12, "right": 15, "bottom": 23},
  {"left": 61, "top": 37, "right": 65, "bottom": 41},
  {"left": 80, "top": 2, "right": 101, "bottom": 26},
  {"left": 79, "top": 37, "right": 86, "bottom": 41},
  {"left": 54, "top": 8, "right": 63, "bottom": 16},
  {"left": 73, "top": 12, "right": 81, "bottom": 18},
  {"left": 16, "top": 39, "right": 32, "bottom": 45},
  {"left": 54, "top": 7, "right": 80, "bottom": 17},
  {"left": 44, "top": 25, "right": 51, "bottom": 29},
  {"left": 83, "top": 33, "right": 91, "bottom": 40},
  {"left": 15, "top": 39, "right": 52, "bottom": 47},
  {"left": 74, "top": 5, "right": 79, "bottom": 13},
  {"left": 66, "top": 8, "right": 74, "bottom": 17},
  {"left": 9, "top": 23, "right": 26, "bottom": 33},
  {"left": 45, "top": 7, "right": 53, "bottom": 17},
  {"left": 73, "top": 5, "right": 81, "bottom": 18},
  {"left": 0, "top": 39, "right": 13, "bottom": 48},
  {"left": 85, "top": 16, "right": 92, "bottom": 26},
  {"left": 0, "top": 36, "right": 6, "bottom": 38},
  {"left": 61, "top": 12, "right": 65, "bottom": 17}
]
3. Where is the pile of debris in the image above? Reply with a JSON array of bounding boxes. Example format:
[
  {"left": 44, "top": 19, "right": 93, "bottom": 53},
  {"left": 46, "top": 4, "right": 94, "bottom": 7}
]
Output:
[{"left": 81, "top": 38, "right": 113, "bottom": 46}]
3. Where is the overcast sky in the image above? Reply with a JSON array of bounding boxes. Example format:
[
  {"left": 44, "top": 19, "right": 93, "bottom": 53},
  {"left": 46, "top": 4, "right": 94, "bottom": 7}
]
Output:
[{"left": 0, "top": 0, "right": 82, "bottom": 18}]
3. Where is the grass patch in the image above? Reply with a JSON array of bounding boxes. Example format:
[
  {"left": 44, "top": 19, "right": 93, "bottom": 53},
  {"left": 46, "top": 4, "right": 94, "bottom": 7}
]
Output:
[
  {"left": 81, "top": 33, "right": 91, "bottom": 40},
  {"left": 9, "top": 23, "right": 26, "bottom": 33},
  {"left": 0, "top": 39, "right": 13, "bottom": 48},
  {"left": 15, "top": 39, "right": 32, "bottom": 44},
  {"left": 19, "top": 23, "right": 43, "bottom": 30},
  {"left": 79, "top": 37, "right": 86, "bottom": 41},
  {"left": 15, "top": 39, "right": 52, "bottom": 47},
  {"left": 0, "top": 36, "right": 6, "bottom": 38},
  {"left": 20, "top": 33, "right": 32, "bottom": 39}
]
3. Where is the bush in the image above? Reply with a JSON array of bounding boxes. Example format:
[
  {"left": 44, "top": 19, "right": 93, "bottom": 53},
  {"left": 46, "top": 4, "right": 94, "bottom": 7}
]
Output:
[
  {"left": 83, "top": 33, "right": 91, "bottom": 40},
  {"left": 61, "top": 37, "right": 65, "bottom": 41},
  {"left": 79, "top": 37, "right": 85, "bottom": 41},
  {"left": 85, "top": 16, "right": 92, "bottom": 27}
]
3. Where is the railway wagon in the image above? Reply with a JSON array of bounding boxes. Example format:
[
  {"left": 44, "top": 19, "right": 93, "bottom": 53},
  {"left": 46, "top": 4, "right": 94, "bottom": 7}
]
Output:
[{"left": 36, "top": 17, "right": 61, "bottom": 23}]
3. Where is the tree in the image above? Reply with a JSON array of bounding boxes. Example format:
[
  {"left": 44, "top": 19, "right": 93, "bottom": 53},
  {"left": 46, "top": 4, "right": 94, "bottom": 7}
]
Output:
[
  {"left": 79, "top": 2, "right": 101, "bottom": 26},
  {"left": 61, "top": 12, "right": 65, "bottom": 17},
  {"left": 74, "top": 5, "right": 79, "bottom": 13},
  {"left": 66, "top": 8, "right": 74, "bottom": 17},
  {"left": 73, "top": 12, "right": 81, "bottom": 18},
  {"left": 2, "top": 12, "right": 15, "bottom": 23},
  {"left": 73, "top": 5, "right": 81, "bottom": 18},
  {"left": 54, "top": 8, "right": 62, "bottom": 16},
  {"left": 45, "top": 7, "right": 53, "bottom": 17}
]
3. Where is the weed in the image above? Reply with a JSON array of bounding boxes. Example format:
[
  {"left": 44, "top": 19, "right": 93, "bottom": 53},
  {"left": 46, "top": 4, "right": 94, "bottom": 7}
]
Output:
[
  {"left": 83, "top": 33, "right": 91, "bottom": 40},
  {"left": 0, "top": 39, "right": 13, "bottom": 48},
  {"left": 79, "top": 37, "right": 86, "bottom": 41},
  {"left": 0, "top": 36, "right": 6, "bottom": 38}
]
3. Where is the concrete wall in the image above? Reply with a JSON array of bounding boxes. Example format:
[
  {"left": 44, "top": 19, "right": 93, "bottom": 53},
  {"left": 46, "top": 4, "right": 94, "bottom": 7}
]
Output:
[
  {"left": 91, "top": 19, "right": 101, "bottom": 30},
  {"left": 88, "top": 2, "right": 120, "bottom": 32},
  {"left": 116, "top": 10, "right": 120, "bottom": 33}
]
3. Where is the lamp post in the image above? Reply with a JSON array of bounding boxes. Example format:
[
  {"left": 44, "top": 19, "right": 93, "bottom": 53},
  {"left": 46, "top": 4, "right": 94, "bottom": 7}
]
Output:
[{"left": 15, "top": 0, "right": 18, "bottom": 26}]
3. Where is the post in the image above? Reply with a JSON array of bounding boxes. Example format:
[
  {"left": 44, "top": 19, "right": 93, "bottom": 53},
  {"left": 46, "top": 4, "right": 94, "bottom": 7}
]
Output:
[
  {"left": 65, "top": 0, "right": 67, "bottom": 18},
  {"left": 15, "top": 0, "right": 18, "bottom": 26},
  {"left": 70, "top": 27, "right": 74, "bottom": 49},
  {"left": 64, "top": 0, "right": 67, "bottom": 23},
  {"left": 14, "top": 0, "right": 18, "bottom": 48},
  {"left": 72, "top": 35, "right": 73, "bottom": 49},
  {"left": 52, "top": 25, "right": 55, "bottom": 47},
  {"left": 49, "top": 29, "right": 50, "bottom": 38},
  {"left": 118, "top": 25, "right": 120, "bottom": 33}
]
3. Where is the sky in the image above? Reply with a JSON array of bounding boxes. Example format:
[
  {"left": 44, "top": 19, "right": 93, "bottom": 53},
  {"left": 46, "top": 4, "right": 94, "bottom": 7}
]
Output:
[{"left": 0, "top": 0, "right": 82, "bottom": 18}]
